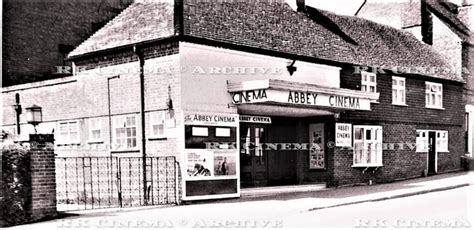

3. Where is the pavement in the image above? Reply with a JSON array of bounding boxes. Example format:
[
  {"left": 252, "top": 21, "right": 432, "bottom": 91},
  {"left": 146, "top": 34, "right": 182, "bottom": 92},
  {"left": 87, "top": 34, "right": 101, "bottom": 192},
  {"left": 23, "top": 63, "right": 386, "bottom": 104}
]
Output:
[{"left": 8, "top": 171, "right": 474, "bottom": 229}]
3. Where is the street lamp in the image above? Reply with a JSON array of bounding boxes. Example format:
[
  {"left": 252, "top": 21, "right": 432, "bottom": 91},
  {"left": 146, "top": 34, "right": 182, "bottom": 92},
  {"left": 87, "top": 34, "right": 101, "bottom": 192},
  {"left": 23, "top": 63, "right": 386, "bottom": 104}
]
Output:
[{"left": 25, "top": 104, "right": 42, "bottom": 133}]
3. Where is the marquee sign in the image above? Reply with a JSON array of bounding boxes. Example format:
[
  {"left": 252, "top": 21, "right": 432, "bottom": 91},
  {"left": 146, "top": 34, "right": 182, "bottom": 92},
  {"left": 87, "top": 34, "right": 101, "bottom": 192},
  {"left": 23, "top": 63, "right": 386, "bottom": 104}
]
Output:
[
  {"left": 231, "top": 89, "right": 371, "bottom": 111},
  {"left": 228, "top": 79, "right": 379, "bottom": 111}
]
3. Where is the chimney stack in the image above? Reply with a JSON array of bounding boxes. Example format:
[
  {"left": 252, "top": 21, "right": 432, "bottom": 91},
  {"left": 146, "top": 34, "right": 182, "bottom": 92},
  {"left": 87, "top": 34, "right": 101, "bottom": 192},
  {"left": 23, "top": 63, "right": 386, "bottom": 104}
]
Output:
[{"left": 297, "top": 0, "right": 306, "bottom": 12}]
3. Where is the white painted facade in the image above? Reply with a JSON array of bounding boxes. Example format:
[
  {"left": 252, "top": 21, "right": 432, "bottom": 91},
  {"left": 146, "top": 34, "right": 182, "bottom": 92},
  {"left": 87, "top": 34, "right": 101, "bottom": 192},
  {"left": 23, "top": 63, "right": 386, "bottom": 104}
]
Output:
[{"left": 180, "top": 42, "right": 341, "bottom": 114}]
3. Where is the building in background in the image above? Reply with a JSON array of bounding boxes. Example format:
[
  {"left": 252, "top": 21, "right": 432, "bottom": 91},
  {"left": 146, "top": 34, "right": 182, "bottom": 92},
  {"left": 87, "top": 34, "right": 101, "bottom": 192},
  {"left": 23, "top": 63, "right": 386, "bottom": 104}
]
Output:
[
  {"left": 1, "top": 0, "right": 467, "bottom": 200},
  {"left": 353, "top": 0, "right": 474, "bottom": 156},
  {"left": 2, "top": 0, "right": 133, "bottom": 86}
]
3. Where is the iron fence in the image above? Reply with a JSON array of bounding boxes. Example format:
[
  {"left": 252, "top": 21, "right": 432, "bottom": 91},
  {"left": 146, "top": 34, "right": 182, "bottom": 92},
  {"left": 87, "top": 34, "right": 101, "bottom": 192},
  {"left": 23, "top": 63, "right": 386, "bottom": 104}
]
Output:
[{"left": 55, "top": 156, "right": 179, "bottom": 211}]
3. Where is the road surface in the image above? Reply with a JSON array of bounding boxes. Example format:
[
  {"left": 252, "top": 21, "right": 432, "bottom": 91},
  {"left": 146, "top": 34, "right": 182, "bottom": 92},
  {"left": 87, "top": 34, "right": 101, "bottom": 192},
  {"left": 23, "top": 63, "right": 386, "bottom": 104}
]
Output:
[{"left": 12, "top": 186, "right": 474, "bottom": 229}]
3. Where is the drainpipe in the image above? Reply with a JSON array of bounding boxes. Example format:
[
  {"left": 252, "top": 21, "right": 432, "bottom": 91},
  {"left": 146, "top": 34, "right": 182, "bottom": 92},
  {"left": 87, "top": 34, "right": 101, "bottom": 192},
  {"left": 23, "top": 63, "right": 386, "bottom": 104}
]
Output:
[
  {"left": 14, "top": 93, "right": 22, "bottom": 135},
  {"left": 107, "top": 75, "right": 120, "bottom": 154},
  {"left": 134, "top": 45, "right": 148, "bottom": 205}
]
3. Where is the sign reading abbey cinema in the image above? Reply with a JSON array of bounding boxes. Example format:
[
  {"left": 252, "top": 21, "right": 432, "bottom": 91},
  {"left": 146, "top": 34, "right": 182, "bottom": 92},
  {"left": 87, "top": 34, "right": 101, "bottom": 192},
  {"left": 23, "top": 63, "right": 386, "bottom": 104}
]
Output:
[{"left": 228, "top": 79, "right": 379, "bottom": 111}]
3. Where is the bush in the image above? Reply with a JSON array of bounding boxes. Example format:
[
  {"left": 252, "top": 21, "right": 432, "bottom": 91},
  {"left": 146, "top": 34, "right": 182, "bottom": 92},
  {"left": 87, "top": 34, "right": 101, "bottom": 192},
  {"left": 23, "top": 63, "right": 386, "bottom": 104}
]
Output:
[{"left": 1, "top": 130, "right": 31, "bottom": 227}]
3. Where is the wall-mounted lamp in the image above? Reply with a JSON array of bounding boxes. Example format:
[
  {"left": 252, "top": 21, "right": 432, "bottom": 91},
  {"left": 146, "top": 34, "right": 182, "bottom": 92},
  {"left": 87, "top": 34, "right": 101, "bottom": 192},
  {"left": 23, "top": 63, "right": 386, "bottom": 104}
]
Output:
[
  {"left": 25, "top": 104, "right": 42, "bottom": 133},
  {"left": 287, "top": 60, "right": 297, "bottom": 76}
]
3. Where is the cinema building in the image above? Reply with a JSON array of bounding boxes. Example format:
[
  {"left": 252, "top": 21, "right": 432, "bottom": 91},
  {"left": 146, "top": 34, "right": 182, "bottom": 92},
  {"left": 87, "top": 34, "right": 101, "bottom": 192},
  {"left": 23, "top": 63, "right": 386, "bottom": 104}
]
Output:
[{"left": 1, "top": 0, "right": 466, "bottom": 200}]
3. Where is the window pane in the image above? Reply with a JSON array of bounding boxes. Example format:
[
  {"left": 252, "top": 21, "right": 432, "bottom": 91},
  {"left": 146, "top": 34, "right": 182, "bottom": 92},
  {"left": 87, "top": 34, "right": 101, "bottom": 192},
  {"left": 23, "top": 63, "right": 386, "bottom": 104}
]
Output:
[
  {"left": 362, "top": 85, "right": 367, "bottom": 92},
  {"left": 392, "top": 89, "right": 397, "bottom": 102},
  {"left": 370, "top": 86, "right": 375, "bottom": 92},
  {"left": 70, "top": 132, "right": 78, "bottom": 141},
  {"left": 354, "top": 142, "right": 363, "bottom": 164},
  {"left": 366, "top": 129, "right": 371, "bottom": 140},
  {"left": 370, "top": 75, "right": 375, "bottom": 82},
  {"left": 354, "top": 128, "right": 363, "bottom": 140},
  {"left": 398, "top": 90, "right": 404, "bottom": 103},
  {"left": 92, "top": 130, "right": 101, "bottom": 139},
  {"left": 392, "top": 79, "right": 397, "bottom": 86},
  {"left": 366, "top": 143, "right": 372, "bottom": 164}
]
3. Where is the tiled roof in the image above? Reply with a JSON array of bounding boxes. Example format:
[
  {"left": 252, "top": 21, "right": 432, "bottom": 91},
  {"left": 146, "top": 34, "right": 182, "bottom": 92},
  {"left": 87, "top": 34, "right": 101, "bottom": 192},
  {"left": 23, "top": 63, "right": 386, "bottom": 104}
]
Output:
[
  {"left": 68, "top": 2, "right": 174, "bottom": 57},
  {"left": 68, "top": 0, "right": 462, "bottom": 82}
]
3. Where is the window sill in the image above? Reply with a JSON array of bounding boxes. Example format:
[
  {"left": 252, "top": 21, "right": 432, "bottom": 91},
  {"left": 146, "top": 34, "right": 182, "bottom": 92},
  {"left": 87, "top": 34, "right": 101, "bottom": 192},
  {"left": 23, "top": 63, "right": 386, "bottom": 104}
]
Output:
[
  {"left": 352, "top": 164, "right": 383, "bottom": 168},
  {"left": 87, "top": 140, "right": 104, "bottom": 144},
  {"left": 392, "top": 103, "right": 408, "bottom": 107},
  {"left": 425, "top": 106, "right": 445, "bottom": 110},
  {"left": 110, "top": 149, "right": 140, "bottom": 153},
  {"left": 148, "top": 137, "right": 167, "bottom": 141},
  {"left": 56, "top": 142, "right": 81, "bottom": 146}
]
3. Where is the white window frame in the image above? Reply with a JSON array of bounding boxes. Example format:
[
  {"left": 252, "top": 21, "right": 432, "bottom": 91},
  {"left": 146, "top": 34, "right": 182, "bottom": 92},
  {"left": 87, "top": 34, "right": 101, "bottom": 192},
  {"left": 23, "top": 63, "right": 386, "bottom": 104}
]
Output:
[
  {"left": 436, "top": 131, "right": 448, "bottom": 152},
  {"left": 353, "top": 125, "right": 383, "bottom": 167},
  {"left": 113, "top": 114, "right": 138, "bottom": 150},
  {"left": 416, "top": 130, "right": 429, "bottom": 152},
  {"left": 416, "top": 130, "right": 449, "bottom": 152},
  {"left": 361, "top": 71, "right": 377, "bottom": 93},
  {"left": 88, "top": 118, "right": 102, "bottom": 142},
  {"left": 57, "top": 120, "right": 80, "bottom": 144},
  {"left": 149, "top": 111, "right": 166, "bottom": 138},
  {"left": 392, "top": 76, "right": 406, "bottom": 105},
  {"left": 425, "top": 82, "right": 443, "bottom": 109}
]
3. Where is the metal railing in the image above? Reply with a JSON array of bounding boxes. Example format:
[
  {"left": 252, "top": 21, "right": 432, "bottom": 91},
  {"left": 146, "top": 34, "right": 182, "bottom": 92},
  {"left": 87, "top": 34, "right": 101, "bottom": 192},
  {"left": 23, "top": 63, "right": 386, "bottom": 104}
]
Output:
[{"left": 55, "top": 156, "right": 179, "bottom": 211}]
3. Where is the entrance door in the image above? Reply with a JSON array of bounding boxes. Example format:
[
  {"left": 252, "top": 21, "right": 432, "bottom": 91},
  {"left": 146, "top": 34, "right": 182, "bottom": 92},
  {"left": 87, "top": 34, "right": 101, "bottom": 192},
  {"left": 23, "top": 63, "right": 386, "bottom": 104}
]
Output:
[
  {"left": 240, "top": 124, "right": 267, "bottom": 187},
  {"left": 428, "top": 131, "right": 437, "bottom": 175}
]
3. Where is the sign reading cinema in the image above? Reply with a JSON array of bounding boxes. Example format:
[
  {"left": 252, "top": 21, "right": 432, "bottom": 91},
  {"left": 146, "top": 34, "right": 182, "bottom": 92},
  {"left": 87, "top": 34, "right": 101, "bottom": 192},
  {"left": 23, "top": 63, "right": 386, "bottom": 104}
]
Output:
[{"left": 231, "top": 88, "right": 369, "bottom": 111}]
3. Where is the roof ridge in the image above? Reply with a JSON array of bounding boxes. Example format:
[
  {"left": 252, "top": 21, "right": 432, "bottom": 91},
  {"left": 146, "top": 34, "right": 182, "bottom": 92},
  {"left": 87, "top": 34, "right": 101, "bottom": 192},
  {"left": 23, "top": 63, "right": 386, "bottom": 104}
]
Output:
[{"left": 68, "top": 2, "right": 141, "bottom": 58}]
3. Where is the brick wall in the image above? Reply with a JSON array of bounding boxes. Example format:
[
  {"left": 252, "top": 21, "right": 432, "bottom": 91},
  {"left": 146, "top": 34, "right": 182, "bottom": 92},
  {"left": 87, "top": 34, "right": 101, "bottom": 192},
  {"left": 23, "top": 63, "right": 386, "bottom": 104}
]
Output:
[
  {"left": 2, "top": 0, "right": 133, "bottom": 86},
  {"left": 28, "top": 135, "right": 57, "bottom": 222},
  {"left": 340, "top": 68, "right": 464, "bottom": 125},
  {"left": 2, "top": 42, "right": 183, "bottom": 160},
  {"left": 331, "top": 68, "right": 465, "bottom": 186}
]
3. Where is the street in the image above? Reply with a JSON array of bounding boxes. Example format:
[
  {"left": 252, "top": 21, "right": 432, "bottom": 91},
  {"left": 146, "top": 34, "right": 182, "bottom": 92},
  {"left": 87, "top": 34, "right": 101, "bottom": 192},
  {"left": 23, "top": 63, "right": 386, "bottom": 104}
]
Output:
[
  {"left": 284, "top": 186, "right": 473, "bottom": 228},
  {"left": 13, "top": 185, "right": 473, "bottom": 229}
]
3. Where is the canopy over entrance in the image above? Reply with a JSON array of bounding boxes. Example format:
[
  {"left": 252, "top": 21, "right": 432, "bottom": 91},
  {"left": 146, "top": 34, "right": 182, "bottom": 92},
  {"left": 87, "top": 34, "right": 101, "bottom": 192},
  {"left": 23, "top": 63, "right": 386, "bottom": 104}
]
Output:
[{"left": 227, "top": 79, "right": 379, "bottom": 116}]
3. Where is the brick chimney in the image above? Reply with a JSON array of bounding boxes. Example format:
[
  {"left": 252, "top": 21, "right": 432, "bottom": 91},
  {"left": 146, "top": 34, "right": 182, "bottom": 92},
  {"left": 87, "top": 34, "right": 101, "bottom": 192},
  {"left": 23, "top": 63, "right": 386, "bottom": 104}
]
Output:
[{"left": 297, "top": 0, "right": 306, "bottom": 12}]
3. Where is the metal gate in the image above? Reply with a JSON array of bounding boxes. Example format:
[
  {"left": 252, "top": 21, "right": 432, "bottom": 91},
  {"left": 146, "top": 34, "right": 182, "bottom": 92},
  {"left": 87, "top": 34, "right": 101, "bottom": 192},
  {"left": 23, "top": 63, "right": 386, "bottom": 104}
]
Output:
[{"left": 55, "top": 156, "right": 179, "bottom": 211}]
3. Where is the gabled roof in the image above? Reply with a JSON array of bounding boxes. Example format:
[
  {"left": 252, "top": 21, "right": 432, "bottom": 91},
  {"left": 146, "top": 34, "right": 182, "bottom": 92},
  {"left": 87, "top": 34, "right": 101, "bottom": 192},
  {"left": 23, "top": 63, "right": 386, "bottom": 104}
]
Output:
[
  {"left": 68, "top": 0, "right": 462, "bottom": 82},
  {"left": 68, "top": 2, "right": 175, "bottom": 57}
]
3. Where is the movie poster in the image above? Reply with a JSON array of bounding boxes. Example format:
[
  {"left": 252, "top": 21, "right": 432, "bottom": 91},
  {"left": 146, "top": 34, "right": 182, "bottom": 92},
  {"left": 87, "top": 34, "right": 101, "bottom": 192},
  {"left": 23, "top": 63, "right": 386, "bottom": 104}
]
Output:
[
  {"left": 213, "top": 150, "right": 236, "bottom": 176},
  {"left": 186, "top": 150, "right": 213, "bottom": 177}
]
